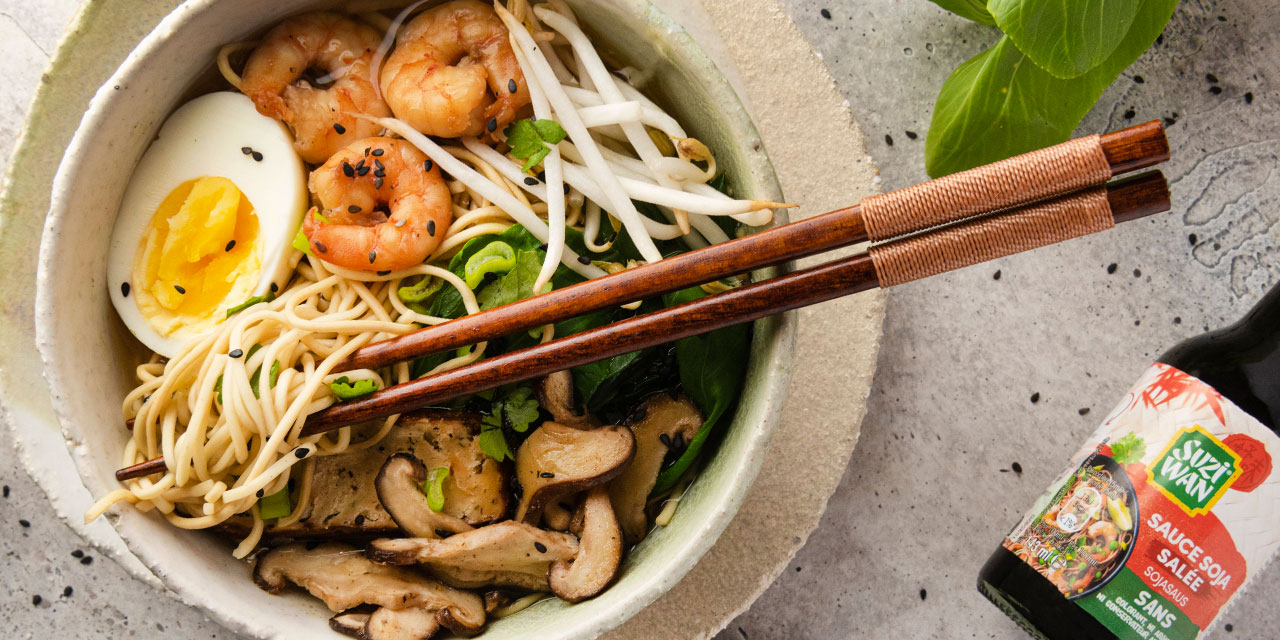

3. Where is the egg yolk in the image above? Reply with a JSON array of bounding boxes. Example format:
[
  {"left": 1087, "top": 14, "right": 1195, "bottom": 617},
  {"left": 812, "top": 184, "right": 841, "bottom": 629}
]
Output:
[{"left": 132, "top": 176, "right": 261, "bottom": 338}]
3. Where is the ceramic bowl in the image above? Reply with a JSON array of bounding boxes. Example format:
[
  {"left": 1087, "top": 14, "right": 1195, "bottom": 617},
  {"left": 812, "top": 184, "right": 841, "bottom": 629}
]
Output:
[{"left": 36, "top": 1, "right": 794, "bottom": 638}]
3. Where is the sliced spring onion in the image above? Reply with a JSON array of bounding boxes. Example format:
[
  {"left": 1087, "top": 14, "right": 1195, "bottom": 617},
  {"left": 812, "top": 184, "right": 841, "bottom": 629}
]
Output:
[{"left": 258, "top": 485, "right": 292, "bottom": 520}]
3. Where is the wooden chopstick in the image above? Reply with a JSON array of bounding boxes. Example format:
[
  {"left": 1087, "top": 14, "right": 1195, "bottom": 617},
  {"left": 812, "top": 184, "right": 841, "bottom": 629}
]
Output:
[
  {"left": 115, "top": 171, "right": 1170, "bottom": 482},
  {"left": 338, "top": 121, "right": 1167, "bottom": 373}
]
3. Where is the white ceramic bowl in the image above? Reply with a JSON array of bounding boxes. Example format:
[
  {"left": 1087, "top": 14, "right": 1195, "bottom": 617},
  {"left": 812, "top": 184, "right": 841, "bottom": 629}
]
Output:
[{"left": 36, "top": 1, "right": 794, "bottom": 638}]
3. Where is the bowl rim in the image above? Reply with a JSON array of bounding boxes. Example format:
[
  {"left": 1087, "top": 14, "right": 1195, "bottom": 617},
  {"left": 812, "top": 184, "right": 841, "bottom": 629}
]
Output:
[{"left": 35, "top": 1, "right": 796, "bottom": 638}]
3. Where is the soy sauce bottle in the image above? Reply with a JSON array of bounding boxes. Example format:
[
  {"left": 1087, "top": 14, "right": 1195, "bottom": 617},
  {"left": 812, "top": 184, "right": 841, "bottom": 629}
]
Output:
[{"left": 979, "top": 281, "right": 1280, "bottom": 639}]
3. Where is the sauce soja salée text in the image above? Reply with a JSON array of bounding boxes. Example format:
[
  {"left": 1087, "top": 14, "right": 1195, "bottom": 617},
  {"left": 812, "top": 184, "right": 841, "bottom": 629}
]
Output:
[{"left": 979, "top": 282, "right": 1280, "bottom": 640}]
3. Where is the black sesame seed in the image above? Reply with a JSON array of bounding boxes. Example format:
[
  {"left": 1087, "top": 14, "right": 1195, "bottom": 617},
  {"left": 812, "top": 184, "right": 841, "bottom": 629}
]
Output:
[
  {"left": 672, "top": 433, "right": 685, "bottom": 450},
  {"left": 19, "top": 519, "right": 30, "bottom": 527},
  {"left": 371, "top": 148, "right": 384, "bottom": 157},
  {"left": 508, "top": 78, "right": 518, "bottom": 93},
  {"left": 121, "top": 282, "right": 131, "bottom": 297},
  {"left": 537, "top": 171, "right": 546, "bottom": 182},
  {"left": 229, "top": 349, "right": 244, "bottom": 359},
  {"left": 534, "top": 542, "right": 548, "bottom": 553},
  {"left": 364, "top": 147, "right": 371, "bottom": 157},
  {"left": 374, "top": 169, "right": 386, "bottom": 178},
  {"left": 241, "top": 146, "right": 253, "bottom": 155},
  {"left": 315, "top": 241, "right": 328, "bottom": 254},
  {"left": 225, "top": 240, "right": 236, "bottom": 252},
  {"left": 369, "top": 251, "right": 377, "bottom": 264},
  {"left": 374, "top": 177, "right": 384, "bottom": 189},
  {"left": 354, "top": 515, "right": 365, "bottom": 526},
  {"left": 905, "top": 130, "right": 918, "bottom": 140},
  {"left": 71, "top": 550, "right": 83, "bottom": 558},
  {"left": 1123, "top": 108, "right": 1136, "bottom": 120},
  {"left": 358, "top": 165, "right": 370, "bottom": 177},
  {"left": 435, "top": 529, "right": 451, "bottom": 538},
  {"left": 80, "top": 556, "right": 93, "bottom": 565},
  {"left": 659, "top": 433, "right": 672, "bottom": 447},
  {"left": 355, "top": 159, "right": 366, "bottom": 170},
  {"left": 374, "top": 159, "right": 385, "bottom": 171},
  {"left": 251, "top": 151, "right": 263, "bottom": 162},
  {"left": 1133, "top": 268, "right": 1142, "bottom": 278},
  {"left": 343, "top": 162, "right": 355, "bottom": 178},
  {"left": 539, "top": 471, "right": 555, "bottom": 478},
  {"left": 524, "top": 176, "right": 538, "bottom": 186},
  {"left": 174, "top": 285, "right": 186, "bottom": 294},
  {"left": 294, "top": 448, "right": 308, "bottom": 459},
  {"left": 333, "top": 123, "right": 347, "bottom": 134},
  {"left": 1206, "top": 73, "right": 1219, "bottom": 83},
  {"left": 32, "top": 595, "right": 41, "bottom": 606},
  {"left": 538, "top": 243, "right": 549, "bottom": 251},
  {"left": 1133, "top": 75, "right": 1145, "bottom": 83},
  {"left": 1078, "top": 407, "right": 1091, "bottom": 416},
  {"left": 348, "top": 205, "right": 361, "bottom": 213},
  {"left": 256, "top": 489, "right": 264, "bottom": 498},
  {"left": 424, "top": 159, "right": 434, "bottom": 172},
  {"left": 577, "top": 255, "right": 591, "bottom": 265},
  {"left": 377, "top": 270, "right": 390, "bottom": 276},
  {"left": 992, "top": 270, "right": 1002, "bottom": 280},
  {"left": 821, "top": 8, "right": 831, "bottom": 19},
  {"left": 487, "top": 117, "right": 498, "bottom": 132},
  {"left": 270, "top": 282, "right": 279, "bottom": 293},
  {"left": 427, "top": 220, "right": 437, "bottom": 236},
  {"left": 63, "top": 586, "right": 73, "bottom": 598}
]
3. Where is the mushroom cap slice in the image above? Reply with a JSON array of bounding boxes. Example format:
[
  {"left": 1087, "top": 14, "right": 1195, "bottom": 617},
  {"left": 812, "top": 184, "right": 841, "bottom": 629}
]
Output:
[
  {"left": 367, "top": 521, "right": 578, "bottom": 591},
  {"left": 548, "top": 487, "right": 623, "bottom": 603},
  {"left": 329, "top": 608, "right": 374, "bottom": 638},
  {"left": 607, "top": 394, "right": 703, "bottom": 544},
  {"left": 363, "top": 606, "right": 441, "bottom": 640},
  {"left": 396, "top": 411, "right": 511, "bottom": 527},
  {"left": 514, "top": 421, "right": 635, "bottom": 523},
  {"left": 542, "top": 497, "right": 575, "bottom": 532},
  {"left": 376, "top": 454, "right": 474, "bottom": 539},
  {"left": 253, "top": 542, "right": 485, "bottom": 634},
  {"left": 536, "top": 370, "right": 594, "bottom": 427}
]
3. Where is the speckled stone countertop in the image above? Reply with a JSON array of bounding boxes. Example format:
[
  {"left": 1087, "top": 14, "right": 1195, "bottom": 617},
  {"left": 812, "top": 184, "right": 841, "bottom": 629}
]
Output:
[{"left": 3, "top": 0, "right": 1279, "bottom": 638}]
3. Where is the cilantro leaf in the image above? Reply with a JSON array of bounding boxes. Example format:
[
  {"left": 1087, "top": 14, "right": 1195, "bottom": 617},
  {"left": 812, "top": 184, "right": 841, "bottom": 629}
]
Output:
[
  {"left": 422, "top": 467, "right": 450, "bottom": 513},
  {"left": 477, "top": 418, "right": 514, "bottom": 462},
  {"left": 503, "top": 117, "right": 567, "bottom": 172},
  {"left": 329, "top": 376, "right": 378, "bottom": 402},
  {"left": 1110, "top": 432, "right": 1147, "bottom": 466},
  {"left": 498, "top": 386, "right": 540, "bottom": 433}
]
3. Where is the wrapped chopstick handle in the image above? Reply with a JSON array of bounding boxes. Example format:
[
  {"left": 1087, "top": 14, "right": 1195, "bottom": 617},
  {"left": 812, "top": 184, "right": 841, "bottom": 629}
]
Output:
[
  {"left": 862, "top": 134, "right": 1111, "bottom": 242},
  {"left": 869, "top": 187, "right": 1115, "bottom": 287}
]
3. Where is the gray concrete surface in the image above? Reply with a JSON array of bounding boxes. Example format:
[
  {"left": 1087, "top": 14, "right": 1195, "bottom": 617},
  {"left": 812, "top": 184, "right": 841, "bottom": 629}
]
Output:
[{"left": 2, "top": 0, "right": 1278, "bottom": 638}]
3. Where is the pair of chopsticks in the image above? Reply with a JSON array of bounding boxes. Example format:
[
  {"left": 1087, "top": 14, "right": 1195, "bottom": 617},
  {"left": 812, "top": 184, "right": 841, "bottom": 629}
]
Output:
[{"left": 116, "top": 121, "right": 1171, "bottom": 482}]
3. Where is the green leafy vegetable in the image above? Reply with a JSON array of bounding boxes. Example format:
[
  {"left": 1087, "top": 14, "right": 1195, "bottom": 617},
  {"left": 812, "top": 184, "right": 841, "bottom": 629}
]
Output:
[
  {"left": 476, "top": 250, "right": 551, "bottom": 310},
  {"left": 503, "top": 118, "right": 568, "bottom": 172},
  {"left": 1110, "top": 432, "right": 1147, "bottom": 465},
  {"left": 496, "top": 386, "right": 540, "bottom": 433},
  {"left": 226, "top": 292, "right": 275, "bottom": 318},
  {"left": 925, "top": 0, "right": 1177, "bottom": 177},
  {"left": 423, "top": 467, "right": 450, "bottom": 512},
  {"left": 652, "top": 286, "right": 750, "bottom": 493},
  {"left": 928, "top": 0, "right": 994, "bottom": 25},
  {"left": 464, "top": 241, "right": 517, "bottom": 289},
  {"left": 329, "top": 376, "right": 378, "bottom": 401},
  {"left": 987, "top": 0, "right": 1142, "bottom": 79},
  {"left": 259, "top": 485, "right": 292, "bottom": 520},
  {"left": 477, "top": 422, "right": 514, "bottom": 462}
]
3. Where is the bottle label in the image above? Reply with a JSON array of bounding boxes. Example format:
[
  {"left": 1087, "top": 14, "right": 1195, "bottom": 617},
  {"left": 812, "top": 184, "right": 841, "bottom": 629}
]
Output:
[{"left": 1005, "top": 363, "right": 1279, "bottom": 639}]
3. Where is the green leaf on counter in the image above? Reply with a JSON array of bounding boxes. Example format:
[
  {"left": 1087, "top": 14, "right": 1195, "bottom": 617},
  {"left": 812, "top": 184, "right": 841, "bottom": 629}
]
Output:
[
  {"left": 929, "top": 0, "right": 995, "bottom": 25},
  {"left": 988, "top": 0, "right": 1142, "bottom": 79}
]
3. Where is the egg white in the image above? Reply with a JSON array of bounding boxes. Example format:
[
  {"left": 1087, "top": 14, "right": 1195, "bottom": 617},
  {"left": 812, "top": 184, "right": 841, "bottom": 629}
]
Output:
[{"left": 106, "top": 92, "right": 308, "bottom": 358}]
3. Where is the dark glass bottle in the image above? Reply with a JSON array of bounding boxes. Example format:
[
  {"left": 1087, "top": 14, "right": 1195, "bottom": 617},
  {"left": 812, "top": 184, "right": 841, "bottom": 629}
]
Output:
[{"left": 978, "top": 281, "right": 1280, "bottom": 639}]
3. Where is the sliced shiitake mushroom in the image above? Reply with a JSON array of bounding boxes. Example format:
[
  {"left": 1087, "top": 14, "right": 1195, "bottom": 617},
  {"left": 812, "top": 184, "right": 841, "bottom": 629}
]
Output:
[
  {"left": 226, "top": 410, "right": 507, "bottom": 538},
  {"left": 542, "top": 496, "right": 578, "bottom": 532},
  {"left": 483, "top": 590, "right": 512, "bottom": 615},
  {"left": 363, "top": 605, "right": 441, "bottom": 640},
  {"left": 376, "top": 454, "right": 474, "bottom": 538},
  {"left": 536, "top": 370, "right": 593, "bottom": 427},
  {"left": 329, "top": 607, "right": 374, "bottom": 638},
  {"left": 514, "top": 421, "right": 635, "bottom": 523},
  {"left": 548, "top": 487, "right": 622, "bottom": 603},
  {"left": 253, "top": 542, "right": 485, "bottom": 635},
  {"left": 608, "top": 394, "right": 703, "bottom": 543},
  {"left": 367, "top": 521, "right": 578, "bottom": 591}
]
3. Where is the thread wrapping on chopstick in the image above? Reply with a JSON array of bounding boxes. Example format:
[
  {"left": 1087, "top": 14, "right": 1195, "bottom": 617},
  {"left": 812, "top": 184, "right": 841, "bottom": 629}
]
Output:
[
  {"left": 868, "top": 187, "right": 1114, "bottom": 287},
  {"left": 861, "top": 135, "right": 1111, "bottom": 242}
]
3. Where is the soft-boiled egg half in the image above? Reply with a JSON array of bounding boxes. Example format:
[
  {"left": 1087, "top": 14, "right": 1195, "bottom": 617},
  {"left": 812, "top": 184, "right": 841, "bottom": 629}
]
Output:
[{"left": 107, "top": 92, "right": 308, "bottom": 357}]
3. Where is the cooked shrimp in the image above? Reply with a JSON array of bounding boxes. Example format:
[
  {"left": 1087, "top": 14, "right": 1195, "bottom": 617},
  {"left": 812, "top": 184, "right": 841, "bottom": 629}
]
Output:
[
  {"left": 304, "top": 137, "right": 452, "bottom": 272},
  {"left": 240, "top": 12, "right": 392, "bottom": 164},
  {"left": 380, "top": 0, "right": 530, "bottom": 138},
  {"left": 1085, "top": 520, "right": 1120, "bottom": 563}
]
